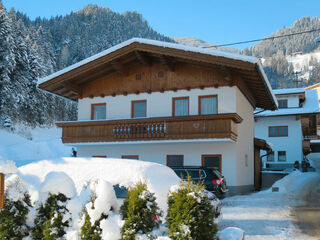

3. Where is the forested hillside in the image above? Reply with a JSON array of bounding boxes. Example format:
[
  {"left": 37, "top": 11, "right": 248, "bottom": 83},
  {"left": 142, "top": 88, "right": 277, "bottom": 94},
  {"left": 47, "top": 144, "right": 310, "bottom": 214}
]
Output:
[
  {"left": 0, "top": 4, "right": 172, "bottom": 127},
  {"left": 243, "top": 16, "right": 320, "bottom": 88}
]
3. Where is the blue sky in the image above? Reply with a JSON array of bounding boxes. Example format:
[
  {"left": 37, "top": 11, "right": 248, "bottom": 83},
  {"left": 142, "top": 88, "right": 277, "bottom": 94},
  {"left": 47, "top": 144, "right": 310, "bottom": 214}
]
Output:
[{"left": 2, "top": 0, "right": 320, "bottom": 49}]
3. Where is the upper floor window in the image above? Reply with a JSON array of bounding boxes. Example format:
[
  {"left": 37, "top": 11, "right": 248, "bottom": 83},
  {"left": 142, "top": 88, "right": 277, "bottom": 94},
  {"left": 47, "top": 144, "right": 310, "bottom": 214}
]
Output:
[
  {"left": 269, "top": 126, "right": 288, "bottom": 137},
  {"left": 131, "top": 100, "right": 146, "bottom": 118},
  {"left": 172, "top": 97, "right": 189, "bottom": 117},
  {"left": 91, "top": 103, "right": 106, "bottom": 120},
  {"left": 278, "top": 99, "right": 288, "bottom": 109},
  {"left": 199, "top": 95, "right": 218, "bottom": 115},
  {"left": 278, "top": 151, "right": 286, "bottom": 162}
]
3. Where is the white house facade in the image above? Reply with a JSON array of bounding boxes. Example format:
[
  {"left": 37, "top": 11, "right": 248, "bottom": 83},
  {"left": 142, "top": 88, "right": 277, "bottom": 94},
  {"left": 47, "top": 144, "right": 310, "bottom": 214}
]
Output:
[
  {"left": 255, "top": 88, "right": 320, "bottom": 169},
  {"left": 38, "top": 38, "right": 277, "bottom": 194}
]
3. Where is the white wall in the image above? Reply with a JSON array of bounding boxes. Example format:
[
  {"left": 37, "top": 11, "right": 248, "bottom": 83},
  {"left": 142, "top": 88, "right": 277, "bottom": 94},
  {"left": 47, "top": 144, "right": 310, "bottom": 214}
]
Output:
[
  {"left": 76, "top": 141, "right": 239, "bottom": 186},
  {"left": 254, "top": 116, "right": 303, "bottom": 163},
  {"left": 277, "top": 95, "right": 300, "bottom": 108},
  {"left": 235, "top": 88, "right": 254, "bottom": 186},
  {"left": 78, "top": 87, "right": 237, "bottom": 120}
]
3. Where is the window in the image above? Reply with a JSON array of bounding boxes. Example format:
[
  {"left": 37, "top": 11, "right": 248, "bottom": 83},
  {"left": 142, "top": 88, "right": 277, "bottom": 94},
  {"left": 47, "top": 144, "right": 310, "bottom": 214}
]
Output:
[
  {"left": 172, "top": 97, "right": 189, "bottom": 117},
  {"left": 278, "top": 151, "right": 286, "bottom": 162},
  {"left": 201, "top": 155, "right": 222, "bottom": 172},
  {"left": 278, "top": 99, "right": 288, "bottom": 109},
  {"left": 92, "top": 155, "right": 107, "bottom": 158},
  {"left": 121, "top": 155, "right": 139, "bottom": 160},
  {"left": 199, "top": 95, "right": 217, "bottom": 115},
  {"left": 167, "top": 155, "right": 184, "bottom": 167},
  {"left": 266, "top": 151, "right": 274, "bottom": 162},
  {"left": 269, "top": 126, "right": 288, "bottom": 137},
  {"left": 91, "top": 103, "right": 106, "bottom": 120},
  {"left": 132, "top": 100, "right": 146, "bottom": 118}
]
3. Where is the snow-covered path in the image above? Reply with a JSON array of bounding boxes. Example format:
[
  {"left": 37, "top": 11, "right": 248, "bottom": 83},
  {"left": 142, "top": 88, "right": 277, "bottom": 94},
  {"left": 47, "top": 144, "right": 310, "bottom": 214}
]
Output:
[{"left": 219, "top": 171, "right": 320, "bottom": 240}]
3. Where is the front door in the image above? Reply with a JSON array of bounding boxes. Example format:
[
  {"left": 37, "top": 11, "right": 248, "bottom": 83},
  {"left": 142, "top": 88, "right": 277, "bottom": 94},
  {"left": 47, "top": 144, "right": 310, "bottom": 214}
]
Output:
[{"left": 201, "top": 155, "right": 222, "bottom": 172}]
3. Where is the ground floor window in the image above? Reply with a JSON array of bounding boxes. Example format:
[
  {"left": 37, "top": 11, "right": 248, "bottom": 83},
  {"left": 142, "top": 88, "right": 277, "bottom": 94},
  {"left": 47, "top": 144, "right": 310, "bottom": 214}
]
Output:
[
  {"left": 201, "top": 154, "right": 221, "bottom": 172},
  {"left": 121, "top": 155, "right": 139, "bottom": 160},
  {"left": 92, "top": 155, "right": 107, "bottom": 158},
  {"left": 267, "top": 151, "right": 274, "bottom": 162},
  {"left": 278, "top": 151, "right": 286, "bottom": 162},
  {"left": 166, "top": 155, "right": 184, "bottom": 167}
]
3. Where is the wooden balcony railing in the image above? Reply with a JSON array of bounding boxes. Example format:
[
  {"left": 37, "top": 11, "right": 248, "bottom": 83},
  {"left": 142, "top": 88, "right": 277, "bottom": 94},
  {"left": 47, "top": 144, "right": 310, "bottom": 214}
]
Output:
[{"left": 56, "top": 113, "right": 243, "bottom": 143}]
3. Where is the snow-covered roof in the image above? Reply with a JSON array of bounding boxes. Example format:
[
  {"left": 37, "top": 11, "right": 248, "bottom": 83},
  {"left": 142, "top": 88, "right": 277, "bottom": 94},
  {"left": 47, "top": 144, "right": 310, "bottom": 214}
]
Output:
[
  {"left": 38, "top": 38, "right": 257, "bottom": 85},
  {"left": 273, "top": 88, "right": 305, "bottom": 95},
  {"left": 255, "top": 88, "right": 320, "bottom": 117}
]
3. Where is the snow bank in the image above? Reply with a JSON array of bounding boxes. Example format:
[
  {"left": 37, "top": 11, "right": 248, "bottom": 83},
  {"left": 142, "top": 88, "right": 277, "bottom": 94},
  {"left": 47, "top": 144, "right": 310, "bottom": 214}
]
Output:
[
  {"left": 0, "top": 127, "right": 72, "bottom": 166},
  {"left": 85, "top": 180, "right": 118, "bottom": 225},
  {"left": 17, "top": 157, "right": 180, "bottom": 212},
  {"left": 41, "top": 171, "right": 76, "bottom": 198},
  {"left": 270, "top": 170, "right": 320, "bottom": 205},
  {"left": 217, "top": 227, "right": 245, "bottom": 240}
]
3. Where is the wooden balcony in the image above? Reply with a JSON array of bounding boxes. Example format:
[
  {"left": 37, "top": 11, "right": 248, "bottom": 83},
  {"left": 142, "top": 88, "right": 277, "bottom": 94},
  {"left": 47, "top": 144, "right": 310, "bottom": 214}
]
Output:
[{"left": 56, "top": 113, "right": 243, "bottom": 144}]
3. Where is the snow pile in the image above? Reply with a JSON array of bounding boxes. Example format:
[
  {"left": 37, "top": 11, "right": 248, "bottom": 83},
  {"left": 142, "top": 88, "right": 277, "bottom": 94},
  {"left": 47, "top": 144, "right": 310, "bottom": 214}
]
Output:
[
  {"left": 0, "top": 127, "right": 72, "bottom": 166},
  {"left": 85, "top": 180, "right": 118, "bottom": 225},
  {"left": 40, "top": 171, "right": 77, "bottom": 198},
  {"left": 0, "top": 158, "right": 17, "bottom": 174},
  {"left": 17, "top": 157, "right": 180, "bottom": 212},
  {"left": 217, "top": 227, "right": 245, "bottom": 240},
  {"left": 270, "top": 170, "right": 320, "bottom": 205}
]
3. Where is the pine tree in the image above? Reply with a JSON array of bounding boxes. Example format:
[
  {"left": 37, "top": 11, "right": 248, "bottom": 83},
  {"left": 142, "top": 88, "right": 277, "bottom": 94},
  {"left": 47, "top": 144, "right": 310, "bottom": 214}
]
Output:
[
  {"left": 166, "top": 180, "right": 218, "bottom": 240},
  {"left": 32, "top": 193, "right": 71, "bottom": 240},
  {"left": 80, "top": 204, "right": 105, "bottom": 240},
  {"left": 0, "top": 177, "right": 32, "bottom": 239},
  {"left": 120, "top": 182, "right": 162, "bottom": 240}
]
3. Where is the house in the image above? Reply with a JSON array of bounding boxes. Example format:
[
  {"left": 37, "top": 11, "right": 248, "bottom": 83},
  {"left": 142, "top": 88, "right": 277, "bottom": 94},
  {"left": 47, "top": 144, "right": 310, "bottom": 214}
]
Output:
[
  {"left": 38, "top": 38, "right": 277, "bottom": 194},
  {"left": 254, "top": 87, "right": 320, "bottom": 170}
]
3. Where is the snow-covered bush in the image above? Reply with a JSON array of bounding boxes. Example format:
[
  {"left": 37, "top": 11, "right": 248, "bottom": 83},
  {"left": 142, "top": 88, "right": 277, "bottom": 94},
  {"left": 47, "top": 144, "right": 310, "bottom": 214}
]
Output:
[
  {"left": 80, "top": 180, "right": 119, "bottom": 240},
  {"left": 0, "top": 176, "right": 31, "bottom": 239},
  {"left": 32, "top": 193, "right": 71, "bottom": 239},
  {"left": 120, "top": 182, "right": 162, "bottom": 240},
  {"left": 166, "top": 180, "right": 218, "bottom": 240},
  {"left": 32, "top": 172, "right": 75, "bottom": 239}
]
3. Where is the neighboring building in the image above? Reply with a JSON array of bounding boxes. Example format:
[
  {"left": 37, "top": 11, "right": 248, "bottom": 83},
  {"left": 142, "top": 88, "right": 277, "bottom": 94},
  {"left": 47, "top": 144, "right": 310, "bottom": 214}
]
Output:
[
  {"left": 38, "top": 38, "right": 277, "bottom": 194},
  {"left": 255, "top": 87, "right": 320, "bottom": 169}
]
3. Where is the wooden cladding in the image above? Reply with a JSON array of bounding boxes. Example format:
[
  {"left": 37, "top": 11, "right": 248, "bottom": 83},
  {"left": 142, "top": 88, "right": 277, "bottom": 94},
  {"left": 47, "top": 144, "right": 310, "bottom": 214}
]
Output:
[
  {"left": 56, "top": 113, "right": 242, "bottom": 144},
  {"left": 80, "top": 63, "right": 233, "bottom": 99}
]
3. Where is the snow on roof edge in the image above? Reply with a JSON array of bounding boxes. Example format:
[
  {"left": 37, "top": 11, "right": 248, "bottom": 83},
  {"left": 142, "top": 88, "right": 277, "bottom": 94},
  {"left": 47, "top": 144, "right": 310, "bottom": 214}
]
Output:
[
  {"left": 37, "top": 38, "right": 258, "bottom": 86},
  {"left": 273, "top": 88, "right": 305, "bottom": 95}
]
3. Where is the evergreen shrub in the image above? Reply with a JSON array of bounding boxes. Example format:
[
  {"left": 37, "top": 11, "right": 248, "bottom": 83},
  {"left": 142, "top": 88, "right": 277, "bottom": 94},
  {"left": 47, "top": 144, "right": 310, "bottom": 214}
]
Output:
[
  {"left": 0, "top": 180, "right": 32, "bottom": 239},
  {"left": 120, "top": 182, "right": 162, "bottom": 240},
  {"left": 32, "top": 193, "right": 71, "bottom": 240},
  {"left": 166, "top": 180, "right": 218, "bottom": 240}
]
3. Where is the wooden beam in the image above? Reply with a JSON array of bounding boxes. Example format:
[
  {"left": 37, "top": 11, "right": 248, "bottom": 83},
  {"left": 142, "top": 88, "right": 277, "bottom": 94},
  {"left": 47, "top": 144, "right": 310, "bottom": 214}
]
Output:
[
  {"left": 159, "top": 55, "right": 175, "bottom": 72},
  {"left": 63, "top": 82, "right": 81, "bottom": 95},
  {"left": 0, "top": 173, "right": 4, "bottom": 209},
  {"left": 134, "top": 51, "right": 152, "bottom": 66},
  {"left": 111, "top": 61, "right": 128, "bottom": 76},
  {"left": 236, "top": 76, "right": 257, "bottom": 108}
]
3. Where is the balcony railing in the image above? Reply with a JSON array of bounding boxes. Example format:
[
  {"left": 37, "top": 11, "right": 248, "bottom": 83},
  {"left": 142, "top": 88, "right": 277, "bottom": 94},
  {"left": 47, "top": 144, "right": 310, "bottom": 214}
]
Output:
[{"left": 56, "top": 113, "right": 243, "bottom": 143}]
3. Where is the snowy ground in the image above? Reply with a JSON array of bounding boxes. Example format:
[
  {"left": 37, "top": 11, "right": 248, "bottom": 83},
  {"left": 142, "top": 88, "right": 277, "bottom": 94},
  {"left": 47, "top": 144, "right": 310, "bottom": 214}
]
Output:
[
  {"left": 0, "top": 126, "right": 72, "bottom": 166},
  {"left": 219, "top": 171, "right": 320, "bottom": 240}
]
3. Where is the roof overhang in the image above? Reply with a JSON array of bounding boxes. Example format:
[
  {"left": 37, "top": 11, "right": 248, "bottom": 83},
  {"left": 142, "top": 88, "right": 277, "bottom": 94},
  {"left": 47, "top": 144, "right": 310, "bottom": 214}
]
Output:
[{"left": 38, "top": 38, "right": 277, "bottom": 110}]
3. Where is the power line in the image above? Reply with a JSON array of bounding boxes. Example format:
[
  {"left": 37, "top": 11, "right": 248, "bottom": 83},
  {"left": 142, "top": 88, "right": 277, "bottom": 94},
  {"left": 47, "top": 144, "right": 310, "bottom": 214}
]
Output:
[{"left": 203, "top": 28, "right": 320, "bottom": 48}]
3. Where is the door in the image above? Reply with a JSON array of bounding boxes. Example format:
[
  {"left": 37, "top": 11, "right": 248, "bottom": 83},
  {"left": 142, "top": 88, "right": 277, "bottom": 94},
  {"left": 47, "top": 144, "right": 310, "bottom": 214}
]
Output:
[{"left": 201, "top": 155, "right": 222, "bottom": 172}]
